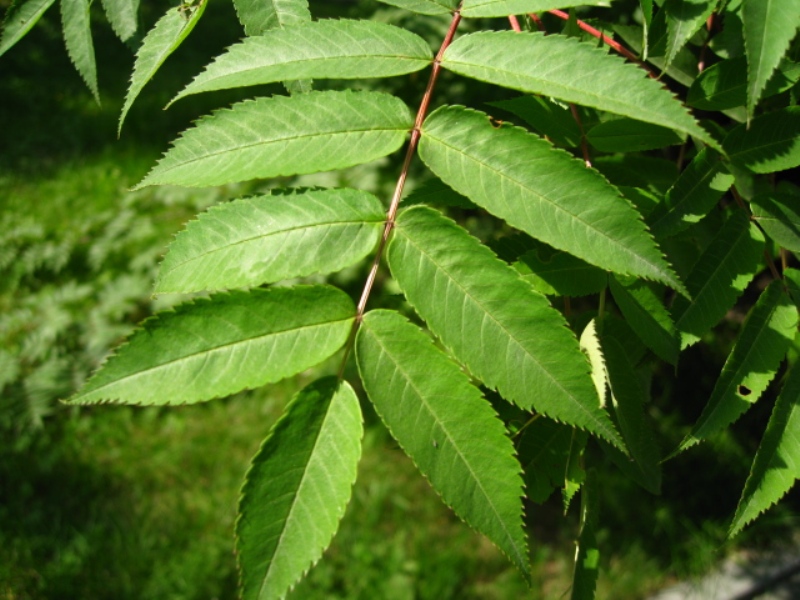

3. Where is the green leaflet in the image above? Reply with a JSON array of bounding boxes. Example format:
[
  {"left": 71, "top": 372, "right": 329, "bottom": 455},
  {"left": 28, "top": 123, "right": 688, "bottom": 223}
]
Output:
[
  {"left": 135, "top": 90, "right": 413, "bottom": 189},
  {"left": 601, "top": 335, "right": 662, "bottom": 493},
  {"left": 375, "top": 0, "right": 457, "bottom": 15},
  {"left": 672, "top": 210, "right": 764, "bottom": 348},
  {"left": 119, "top": 0, "right": 206, "bottom": 135},
  {"left": 99, "top": 0, "right": 138, "bottom": 43},
  {"left": 0, "top": 0, "right": 57, "bottom": 57},
  {"left": 60, "top": 0, "right": 99, "bottom": 104},
  {"left": 237, "top": 378, "right": 362, "bottom": 600},
  {"left": 490, "top": 96, "right": 585, "bottom": 149},
  {"left": 389, "top": 206, "right": 625, "bottom": 450},
  {"left": 751, "top": 191, "right": 800, "bottom": 252},
  {"left": 419, "top": 105, "right": 685, "bottom": 294},
  {"left": 610, "top": 275, "right": 679, "bottom": 365},
  {"left": 688, "top": 57, "right": 800, "bottom": 111},
  {"left": 562, "top": 429, "right": 588, "bottom": 513},
  {"left": 401, "top": 178, "right": 476, "bottom": 209},
  {"left": 586, "top": 118, "right": 685, "bottom": 153},
  {"left": 677, "top": 280, "right": 798, "bottom": 454},
  {"left": 440, "top": 31, "right": 717, "bottom": 148},
  {"left": 580, "top": 319, "right": 607, "bottom": 409},
  {"left": 663, "top": 0, "right": 717, "bottom": 70},
  {"left": 514, "top": 242, "right": 608, "bottom": 298},
  {"left": 68, "top": 286, "right": 354, "bottom": 406},
  {"left": 460, "top": 0, "right": 607, "bottom": 18},
  {"left": 356, "top": 310, "right": 529, "bottom": 579},
  {"left": 571, "top": 471, "right": 599, "bottom": 600},
  {"left": 742, "top": 0, "right": 800, "bottom": 114},
  {"left": 640, "top": 0, "right": 654, "bottom": 59},
  {"left": 516, "top": 417, "right": 575, "bottom": 504},
  {"left": 233, "top": 0, "right": 310, "bottom": 37},
  {"left": 170, "top": 20, "right": 433, "bottom": 104},
  {"left": 730, "top": 363, "right": 800, "bottom": 536},
  {"left": 723, "top": 107, "right": 800, "bottom": 174},
  {"left": 648, "top": 148, "right": 734, "bottom": 238},
  {"left": 156, "top": 188, "right": 385, "bottom": 294}
]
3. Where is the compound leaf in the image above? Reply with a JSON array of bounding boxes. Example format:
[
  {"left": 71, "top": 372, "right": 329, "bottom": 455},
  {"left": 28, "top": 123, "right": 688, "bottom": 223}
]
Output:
[
  {"left": 440, "top": 31, "right": 717, "bottom": 148},
  {"left": 156, "top": 188, "right": 385, "bottom": 294},
  {"left": 233, "top": 0, "right": 310, "bottom": 36},
  {"left": 119, "top": 0, "right": 207, "bottom": 135},
  {"left": 375, "top": 0, "right": 457, "bottom": 15},
  {"left": 672, "top": 210, "right": 764, "bottom": 348},
  {"left": 99, "top": 0, "right": 138, "bottom": 42},
  {"left": 461, "top": 0, "right": 607, "bottom": 17},
  {"left": 68, "top": 286, "right": 354, "bottom": 406},
  {"left": 610, "top": 275, "right": 679, "bottom": 365},
  {"left": 0, "top": 0, "right": 57, "bottom": 57},
  {"left": 419, "top": 105, "right": 685, "bottom": 294},
  {"left": 723, "top": 107, "right": 800, "bottom": 174},
  {"left": 389, "top": 206, "right": 625, "bottom": 450},
  {"left": 135, "top": 90, "right": 413, "bottom": 189},
  {"left": 663, "top": 0, "right": 717, "bottom": 70},
  {"left": 742, "top": 0, "right": 800, "bottom": 114},
  {"left": 237, "top": 378, "right": 362, "bottom": 600},
  {"left": 60, "top": 0, "right": 99, "bottom": 104},
  {"left": 730, "top": 363, "right": 800, "bottom": 536},
  {"left": 356, "top": 310, "right": 529, "bottom": 579},
  {"left": 170, "top": 20, "right": 433, "bottom": 104},
  {"left": 677, "top": 280, "right": 797, "bottom": 454},
  {"left": 648, "top": 148, "right": 733, "bottom": 238}
]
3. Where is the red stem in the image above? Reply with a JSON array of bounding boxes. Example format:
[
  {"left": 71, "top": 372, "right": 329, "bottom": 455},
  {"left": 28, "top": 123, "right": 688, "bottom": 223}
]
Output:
[{"left": 337, "top": 7, "right": 463, "bottom": 378}]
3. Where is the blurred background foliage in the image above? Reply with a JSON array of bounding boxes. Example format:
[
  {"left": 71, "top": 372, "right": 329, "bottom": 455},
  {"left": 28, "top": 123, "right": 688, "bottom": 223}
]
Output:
[{"left": 1, "top": 0, "right": 799, "bottom": 598}]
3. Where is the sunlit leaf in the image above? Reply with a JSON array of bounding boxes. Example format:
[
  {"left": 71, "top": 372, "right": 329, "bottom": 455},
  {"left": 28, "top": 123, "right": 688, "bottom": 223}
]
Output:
[
  {"left": 730, "top": 363, "right": 800, "bottom": 536},
  {"left": 676, "top": 280, "right": 797, "bottom": 453},
  {"left": 663, "top": 0, "right": 717, "bottom": 70},
  {"left": 724, "top": 107, "right": 800, "bottom": 174},
  {"left": 68, "top": 286, "right": 354, "bottom": 405},
  {"left": 460, "top": 0, "right": 608, "bottom": 18},
  {"left": 233, "top": 0, "right": 310, "bottom": 36},
  {"left": 419, "top": 105, "right": 685, "bottom": 293},
  {"left": 119, "top": 0, "right": 207, "bottom": 135},
  {"left": 60, "top": 0, "right": 99, "bottom": 103},
  {"left": 156, "top": 188, "right": 385, "bottom": 294},
  {"left": 135, "top": 90, "right": 413, "bottom": 189},
  {"left": 375, "top": 0, "right": 457, "bottom": 15},
  {"left": 389, "top": 206, "right": 625, "bottom": 449},
  {"left": 170, "top": 20, "right": 433, "bottom": 104},
  {"left": 237, "top": 378, "right": 362, "bottom": 600},
  {"left": 0, "top": 0, "right": 56, "bottom": 57},
  {"left": 99, "top": 0, "right": 138, "bottom": 42},
  {"left": 750, "top": 191, "right": 800, "bottom": 252},
  {"left": 440, "top": 31, "right": 717, "bottom": 148},
  {"left": 356, "top": 310, "right": 529, "bottom": 579}
]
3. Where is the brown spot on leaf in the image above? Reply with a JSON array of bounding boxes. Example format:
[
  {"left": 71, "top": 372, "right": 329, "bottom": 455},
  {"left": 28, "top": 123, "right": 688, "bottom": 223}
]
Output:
[{"left": 738, "top": 385, "right": 752, "bottom": 397}]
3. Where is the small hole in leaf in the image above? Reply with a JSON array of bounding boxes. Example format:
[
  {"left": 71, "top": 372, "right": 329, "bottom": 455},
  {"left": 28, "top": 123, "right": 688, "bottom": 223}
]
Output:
[{"left": 738, "top": 385, "right": 752, "bottom": 397}]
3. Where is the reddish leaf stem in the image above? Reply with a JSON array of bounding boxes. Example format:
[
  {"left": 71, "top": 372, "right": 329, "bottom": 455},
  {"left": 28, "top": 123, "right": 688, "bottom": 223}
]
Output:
[{"left": 337, "top": 6, "right": 463, "bottom": 378}]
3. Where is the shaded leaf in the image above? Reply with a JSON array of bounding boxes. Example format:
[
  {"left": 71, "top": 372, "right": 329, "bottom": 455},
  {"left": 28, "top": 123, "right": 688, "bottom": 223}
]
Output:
[
  {"left": 641, "top": 0, "right": 654, "bottom": 59},
  {"left": 514, "top": 242, "right": 608, "bottom": 298},
  {"left": 688, "top": 56, "right": 800, "bottom": 111},
  {"left": 441, "top": 31, "right": 717, "bottom": 148},
  {"left": 663, "top": 0, "right": 717, "bottom": 70},
  {"left": 60, "top": 0, "right": 99, "bottom": 103},
  {"left": 647, "top": 148, "right": 733, "bottom": 238},
  {"left": 730, "top": 363, "right": 800, "bottom": 536},
  {"left": 586, "top": 118, "right": 684, "bottom": 153},
  {"left": 119, "top": 0, "right": 206, "bottom": 135},
  {"left": 68, "top": 286, "right": 354, "bottom": 406},
  {"left": 724, "top": 107, "right": 800, "bottom": 174},
  {"left": 517, "top": 417, "right": 575, "bottom": 504},
  {"left": 571, "top": 471, "right": 599, "bottom": 600},
  {"left": 356, "top": 310, "right": 529, "bottom": 579},
  {"left": 419, "top": 105, "right": 685, "bottom": 294},
  {"left": 672, "top": 210, "right": 764, "bottom": 348},
  {"left": 401, "top": 178, "right": 476, "bottom": 209},
  {"left": 610, "top": 275, "right": 679, "bottom": 365},
  {"left": 490, "top": 95, "right": 585, "bottom": 149},
  {"left": 742, "top": 0, "right": 800, "bottom": 114},
  {"left": 135, "top": 90, "right": 413, "bottom": 189},
  {"left": 233, "top": 0, "right": 310, "bottom": 37},
  {"left": 170, "top": 20, "right": 433, "bottom": 104},
  {"left": 99, "top": 0, "right": 138, "bottom": 42},
  {"left": 389, "top": 206, "right": 625, "bottom": 449},
  {"left": 0, "top": 0, "right": 57, "bottom": 57},
  {"left": 677, "top": 280, "right": 797, "bottom": 453},
  {"left": 461, "top": 0, "right": 608, "bottom": 18},
  {"left": 562, "top": 429, "right": 588, "bottom": 514},
  {"left": 751, "top": 191, "right": 800, "bottom": 252},
  {"left": 375, "top": 0, "right": 457, "bottom": 15},
  {"left": 237, "top": 378, "right": 362, "bottom": 600},
  {"left": 156, "top": 188, "right": 385, "bottom": 294}
]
